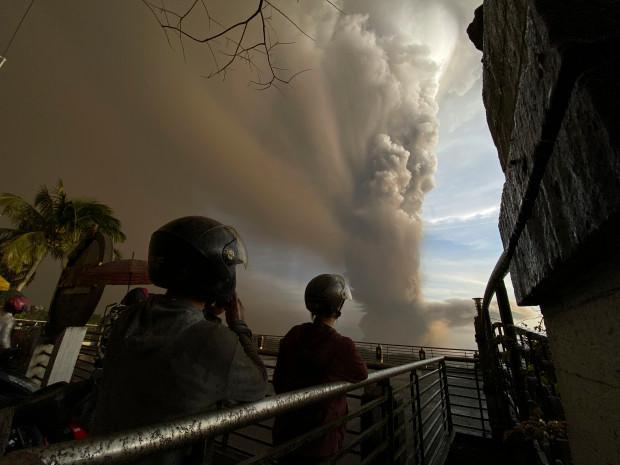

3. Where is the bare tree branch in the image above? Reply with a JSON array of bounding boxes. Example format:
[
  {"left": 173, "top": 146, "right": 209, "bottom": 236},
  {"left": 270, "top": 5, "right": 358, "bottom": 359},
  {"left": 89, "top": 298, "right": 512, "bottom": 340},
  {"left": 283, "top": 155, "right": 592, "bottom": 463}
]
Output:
[{"left": 143, "top": 0, "right": 342, "bottom": 89}]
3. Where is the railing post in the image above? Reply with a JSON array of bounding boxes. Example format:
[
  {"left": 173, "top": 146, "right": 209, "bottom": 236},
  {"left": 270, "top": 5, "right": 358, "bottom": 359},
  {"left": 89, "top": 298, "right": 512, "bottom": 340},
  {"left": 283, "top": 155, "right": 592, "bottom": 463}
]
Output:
[
  {"left": 376, "top": 344, "right": 384, "bottom": 364},
  {"left": 413, "top": 370, "right": 426, "bottom": 465},
  {"left": 440, "top": 360, "right": 453, "bottom": 434},
  {"left": 382, "top": 378, "right": 396, "bottom": 465},
  {"left": 410, "top": 370, "right": 419, "bottom": 465},
  {"left": 473, "top": 358, "right": 487, "bottom": 438}
]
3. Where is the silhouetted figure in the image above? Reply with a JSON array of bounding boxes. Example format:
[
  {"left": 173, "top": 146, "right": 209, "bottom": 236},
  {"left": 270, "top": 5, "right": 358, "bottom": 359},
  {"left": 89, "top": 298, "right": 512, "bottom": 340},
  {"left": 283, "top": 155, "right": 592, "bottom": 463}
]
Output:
[
  {"left": 92, "top": 217, "right": 267, "bottom": 465},
  {"left": 273, "top": 274, "right": 368, "bottom": 464}
]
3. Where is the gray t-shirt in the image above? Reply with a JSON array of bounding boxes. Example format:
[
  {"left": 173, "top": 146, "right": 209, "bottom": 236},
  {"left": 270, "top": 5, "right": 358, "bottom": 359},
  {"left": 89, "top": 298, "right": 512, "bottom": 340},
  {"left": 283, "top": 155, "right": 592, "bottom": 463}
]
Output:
[{"left": 92, "top": 295, "right": 267, "bottom": 464}]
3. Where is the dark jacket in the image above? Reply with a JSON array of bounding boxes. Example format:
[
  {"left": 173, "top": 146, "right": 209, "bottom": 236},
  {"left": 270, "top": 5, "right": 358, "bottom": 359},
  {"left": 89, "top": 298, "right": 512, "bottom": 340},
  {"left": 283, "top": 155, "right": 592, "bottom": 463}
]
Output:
[
  {"left": 92, "top": 295, "right": 267, "bottom": 465},
  {"left": 272, "top": 321, "right": 368, "bottom": 458}
]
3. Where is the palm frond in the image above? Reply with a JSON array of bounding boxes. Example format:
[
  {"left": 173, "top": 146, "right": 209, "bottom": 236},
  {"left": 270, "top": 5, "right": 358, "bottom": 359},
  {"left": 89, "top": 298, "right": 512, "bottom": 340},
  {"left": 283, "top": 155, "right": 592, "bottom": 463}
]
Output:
[
  {"left": 34, "top": 184, "right": 55, "bottom": 220},
  {"left": 1, "top": 182, "right": 126, "bottom": 284},
  {"left": 0, "top": 193, "right": 44, "bottom": 228},
  {"left": 71, "top": 200, "right": 126, "bottom": 243},
  {"left": 0, "top": 231, "right": 47, "bottom": 271},
  {"left": 0, "top": 227, "right": 20, "bottom": 243}
]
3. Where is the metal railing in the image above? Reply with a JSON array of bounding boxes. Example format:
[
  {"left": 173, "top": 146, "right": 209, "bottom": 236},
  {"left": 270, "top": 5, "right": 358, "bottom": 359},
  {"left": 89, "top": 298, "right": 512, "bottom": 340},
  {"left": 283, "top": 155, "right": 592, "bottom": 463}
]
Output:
[
  {"left": 443, "top": 357, "right": 489, "bottom": 438},
  {"left": 216, "top": 361, "right": 487, "bottom": 462},
  {"left": 2, "top": 357, "right": 454, "bottom": 465},
  {"left": 256, "top": 335, "right": 477, "bottom": 362},
  {"left": 9, "top": 321, "right": 487, "bottom": 444}
]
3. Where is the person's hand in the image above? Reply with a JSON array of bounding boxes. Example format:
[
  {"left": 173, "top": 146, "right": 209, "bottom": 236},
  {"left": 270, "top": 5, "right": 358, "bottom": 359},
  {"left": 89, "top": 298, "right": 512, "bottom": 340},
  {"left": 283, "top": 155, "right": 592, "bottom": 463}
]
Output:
[{"left": 224, "top": 295, "right": 245, "bottom": 326}]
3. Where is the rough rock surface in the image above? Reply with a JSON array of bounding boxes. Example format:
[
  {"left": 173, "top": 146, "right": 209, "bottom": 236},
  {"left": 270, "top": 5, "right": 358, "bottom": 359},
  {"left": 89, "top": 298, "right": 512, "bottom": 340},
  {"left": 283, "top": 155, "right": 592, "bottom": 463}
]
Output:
[
  {"left": 481, "top": 0, "right": 528, "bottom": 172},
  {"left": 481, "top": 0, "right": 620, "bottom": 172},
  {"left": 466, "top": 6, "right": 484, "bottom": 52},
  {"left": 480, "top": 0, "right": 620, "bottom": 303},
  {"left": 502, "top": 62, "right": 620, "bottom": 303}
]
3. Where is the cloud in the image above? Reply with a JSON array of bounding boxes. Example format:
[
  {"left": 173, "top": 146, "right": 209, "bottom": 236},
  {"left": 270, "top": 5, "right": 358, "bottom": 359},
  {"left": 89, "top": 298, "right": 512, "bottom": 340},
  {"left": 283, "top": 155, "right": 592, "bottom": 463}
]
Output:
[
  {"left": 0, "top": 0, "right": 503, "bottom": 347},
  {"left": 426, "top": 206, "right": 500, "bottom": 227}
]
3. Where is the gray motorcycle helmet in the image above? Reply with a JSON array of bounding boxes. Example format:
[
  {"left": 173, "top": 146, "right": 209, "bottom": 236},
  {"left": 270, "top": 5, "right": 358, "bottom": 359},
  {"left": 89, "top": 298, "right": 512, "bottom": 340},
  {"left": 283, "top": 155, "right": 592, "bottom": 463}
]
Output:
[
  {"left": 304, "top": 274, "right": 352, "bottom": 317},
  {"left": 148, "top": 216, "right": 247, "bottom": 303}
]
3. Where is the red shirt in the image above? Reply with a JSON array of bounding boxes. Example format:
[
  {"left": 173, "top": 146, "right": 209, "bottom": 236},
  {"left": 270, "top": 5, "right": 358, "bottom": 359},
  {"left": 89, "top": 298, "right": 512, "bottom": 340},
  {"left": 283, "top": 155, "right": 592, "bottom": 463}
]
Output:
[{"left": 272, "top": 322, "right": 368, "bottom": 458}]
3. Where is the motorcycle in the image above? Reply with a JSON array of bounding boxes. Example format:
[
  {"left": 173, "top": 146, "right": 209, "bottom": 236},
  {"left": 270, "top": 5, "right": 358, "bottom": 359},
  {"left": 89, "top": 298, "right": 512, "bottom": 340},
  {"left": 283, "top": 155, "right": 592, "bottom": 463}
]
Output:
[{"left": 0, "top": 371, "right": 93, "bottom": 453}]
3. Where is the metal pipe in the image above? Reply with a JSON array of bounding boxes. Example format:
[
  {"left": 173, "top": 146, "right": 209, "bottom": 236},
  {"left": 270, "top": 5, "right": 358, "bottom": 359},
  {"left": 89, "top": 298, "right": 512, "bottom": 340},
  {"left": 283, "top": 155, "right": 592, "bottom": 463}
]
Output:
[
  {"left": 2, "top": 358, "right": 444, "bottom": 465},
  {"left": 497, "top": 279, "right": 528, "bottom": 420}
]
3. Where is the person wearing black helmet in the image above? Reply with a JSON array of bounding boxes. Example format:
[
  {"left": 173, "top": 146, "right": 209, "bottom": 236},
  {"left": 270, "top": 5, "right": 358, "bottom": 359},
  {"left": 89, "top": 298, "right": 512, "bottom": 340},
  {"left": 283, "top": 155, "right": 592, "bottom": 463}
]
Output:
[
  {"left": 272, "top": 274, "right": 368, "bottom": 464},
  {"left": 92, "top": 216, "right": 267, "bottom": 465}
]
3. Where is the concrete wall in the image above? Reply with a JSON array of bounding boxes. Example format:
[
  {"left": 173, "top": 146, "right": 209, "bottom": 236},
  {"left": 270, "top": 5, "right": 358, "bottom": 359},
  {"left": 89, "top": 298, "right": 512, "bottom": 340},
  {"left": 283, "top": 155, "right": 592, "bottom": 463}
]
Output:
[{"left": 542, "top": 259, "right": 620, "bottom": 465}]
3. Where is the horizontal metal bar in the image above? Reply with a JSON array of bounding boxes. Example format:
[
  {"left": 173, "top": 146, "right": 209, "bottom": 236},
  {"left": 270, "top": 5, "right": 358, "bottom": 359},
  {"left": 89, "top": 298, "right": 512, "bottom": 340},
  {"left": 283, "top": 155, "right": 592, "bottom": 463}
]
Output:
[
  {"left": 6, "top": 355, "right": 442, "bottom": 465},
  {"left": 393, "top": 398, "right": 413, "bottom": 418},
  {"left": 258, "top": 335, "right": 475, "bottom": 353},
  {"left": 425, "top": 433, "right": 450, "bottom": 465},
  {"left": 229, "top": 431, "right": 273, "bottom": 447},
  {"left": 358, "top": 443, "right": 389, "bottom": 465},
  {"left": 418, "top": 368, "right": 440, "bottom": 382},
  {"left": 419, "top": 377, "right": 441, "bottom": 395},
  {"left": 452, "top": 423, "right": 488, "bottom": 432},
  {"left": 424, "top": 410, "right": 444, "bottom": 440},
  {"left": 420, "top": 388, "right": 442, "bottom": 412},
  {"left": 72, "top": 366, "right": 93, "bottom": 374},
  {"left": 423, "top": 424, "right": 444, "bottom": 458},
  {"left": 235, "top": 389, "right": 387, "bottom": 463},
  {"left": 450, "top": 402, "right": 488, "bottom": 412},
  {"left": 446, "top": 372, "right": 480, "bottom": 381},
  {"left": 213, "top": 441, "right": 253, "bottom": 458},
  {"left": 234, "top": 389, "right": 379, "bottom": 463},
  {"left": 329, "top": 417, "right": 388, "bottom": 463},
  {"left": 448, "top": 392, "right": 485, "bottom": 401},
  {"left": 392, "top": 381, "right": 414, "bottom": 396},
  {"left": 252, "top": 423, "right": 273, "bottom": 431},
  {"left": 421, "top": 400, "right": 443, "bottom": 427},
  {"left": 394, "top": 440, "right": 411, "bottom": 462},
  {"left": 446, "top": 358, "right": 478, "bottom": 364},
  {"left": 451, "top": 412, "right": 488, "bottom": 420}
]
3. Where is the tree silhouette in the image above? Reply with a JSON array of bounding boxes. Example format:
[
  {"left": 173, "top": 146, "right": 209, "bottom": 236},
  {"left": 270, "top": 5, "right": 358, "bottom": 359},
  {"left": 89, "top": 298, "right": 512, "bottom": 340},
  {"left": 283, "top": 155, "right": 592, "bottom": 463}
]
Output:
[{"left": 0, "top": 180, "right": 126, "bottom": 291}]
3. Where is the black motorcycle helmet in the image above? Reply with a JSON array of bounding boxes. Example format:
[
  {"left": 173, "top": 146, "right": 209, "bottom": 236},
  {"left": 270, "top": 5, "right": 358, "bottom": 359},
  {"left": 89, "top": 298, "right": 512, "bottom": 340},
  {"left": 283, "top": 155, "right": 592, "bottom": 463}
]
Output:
[
  {"left": 148, "top": 216, "right": 247, "bottom": 303},
  {"left": 305, "top": 274, "right": 352, "bottom": 318}
]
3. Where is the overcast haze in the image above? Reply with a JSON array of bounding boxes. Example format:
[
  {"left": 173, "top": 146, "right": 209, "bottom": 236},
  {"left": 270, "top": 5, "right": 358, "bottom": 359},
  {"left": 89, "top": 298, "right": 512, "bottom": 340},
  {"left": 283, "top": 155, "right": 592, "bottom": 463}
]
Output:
[{"left": 0, "top": 0, "right": 539, "bottom": 348}]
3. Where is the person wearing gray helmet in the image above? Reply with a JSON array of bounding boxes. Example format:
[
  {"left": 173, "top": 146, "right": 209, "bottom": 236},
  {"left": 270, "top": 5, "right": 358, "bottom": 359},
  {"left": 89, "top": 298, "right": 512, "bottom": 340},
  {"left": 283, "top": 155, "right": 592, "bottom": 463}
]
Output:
[
  {"left": 92, "top": 216, "right": 267, "bottom": 465},
  {"left": 273, "top": 274, "right": 368, "bottom": 464}
]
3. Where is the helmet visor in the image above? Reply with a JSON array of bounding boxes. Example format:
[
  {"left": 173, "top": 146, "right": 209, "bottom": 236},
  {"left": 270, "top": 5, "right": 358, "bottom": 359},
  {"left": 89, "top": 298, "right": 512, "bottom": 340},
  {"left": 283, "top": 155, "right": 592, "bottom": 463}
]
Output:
[
  {"left": 219, "top": 226, "right": 248, "bottom": 268},
  {"left": 343, "top": 283, "right": 353, "bottom": 300},
  {"left": 323, "top": 275, "right": 352, "bottom": 301}
]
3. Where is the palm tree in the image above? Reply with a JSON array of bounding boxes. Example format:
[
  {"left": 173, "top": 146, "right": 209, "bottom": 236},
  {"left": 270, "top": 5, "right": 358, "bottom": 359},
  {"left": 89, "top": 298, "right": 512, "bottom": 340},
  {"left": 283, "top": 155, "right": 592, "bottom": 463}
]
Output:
[{"left": 0, "top": 180, "right": 126, "bottom": 291}]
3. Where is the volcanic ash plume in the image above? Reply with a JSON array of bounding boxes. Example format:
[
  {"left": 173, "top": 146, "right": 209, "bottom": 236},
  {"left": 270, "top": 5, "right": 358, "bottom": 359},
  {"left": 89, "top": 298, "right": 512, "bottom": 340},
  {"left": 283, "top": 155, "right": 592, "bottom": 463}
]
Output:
[{"left": 310, "top": 3, "right": 459, "bottom": 342}]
